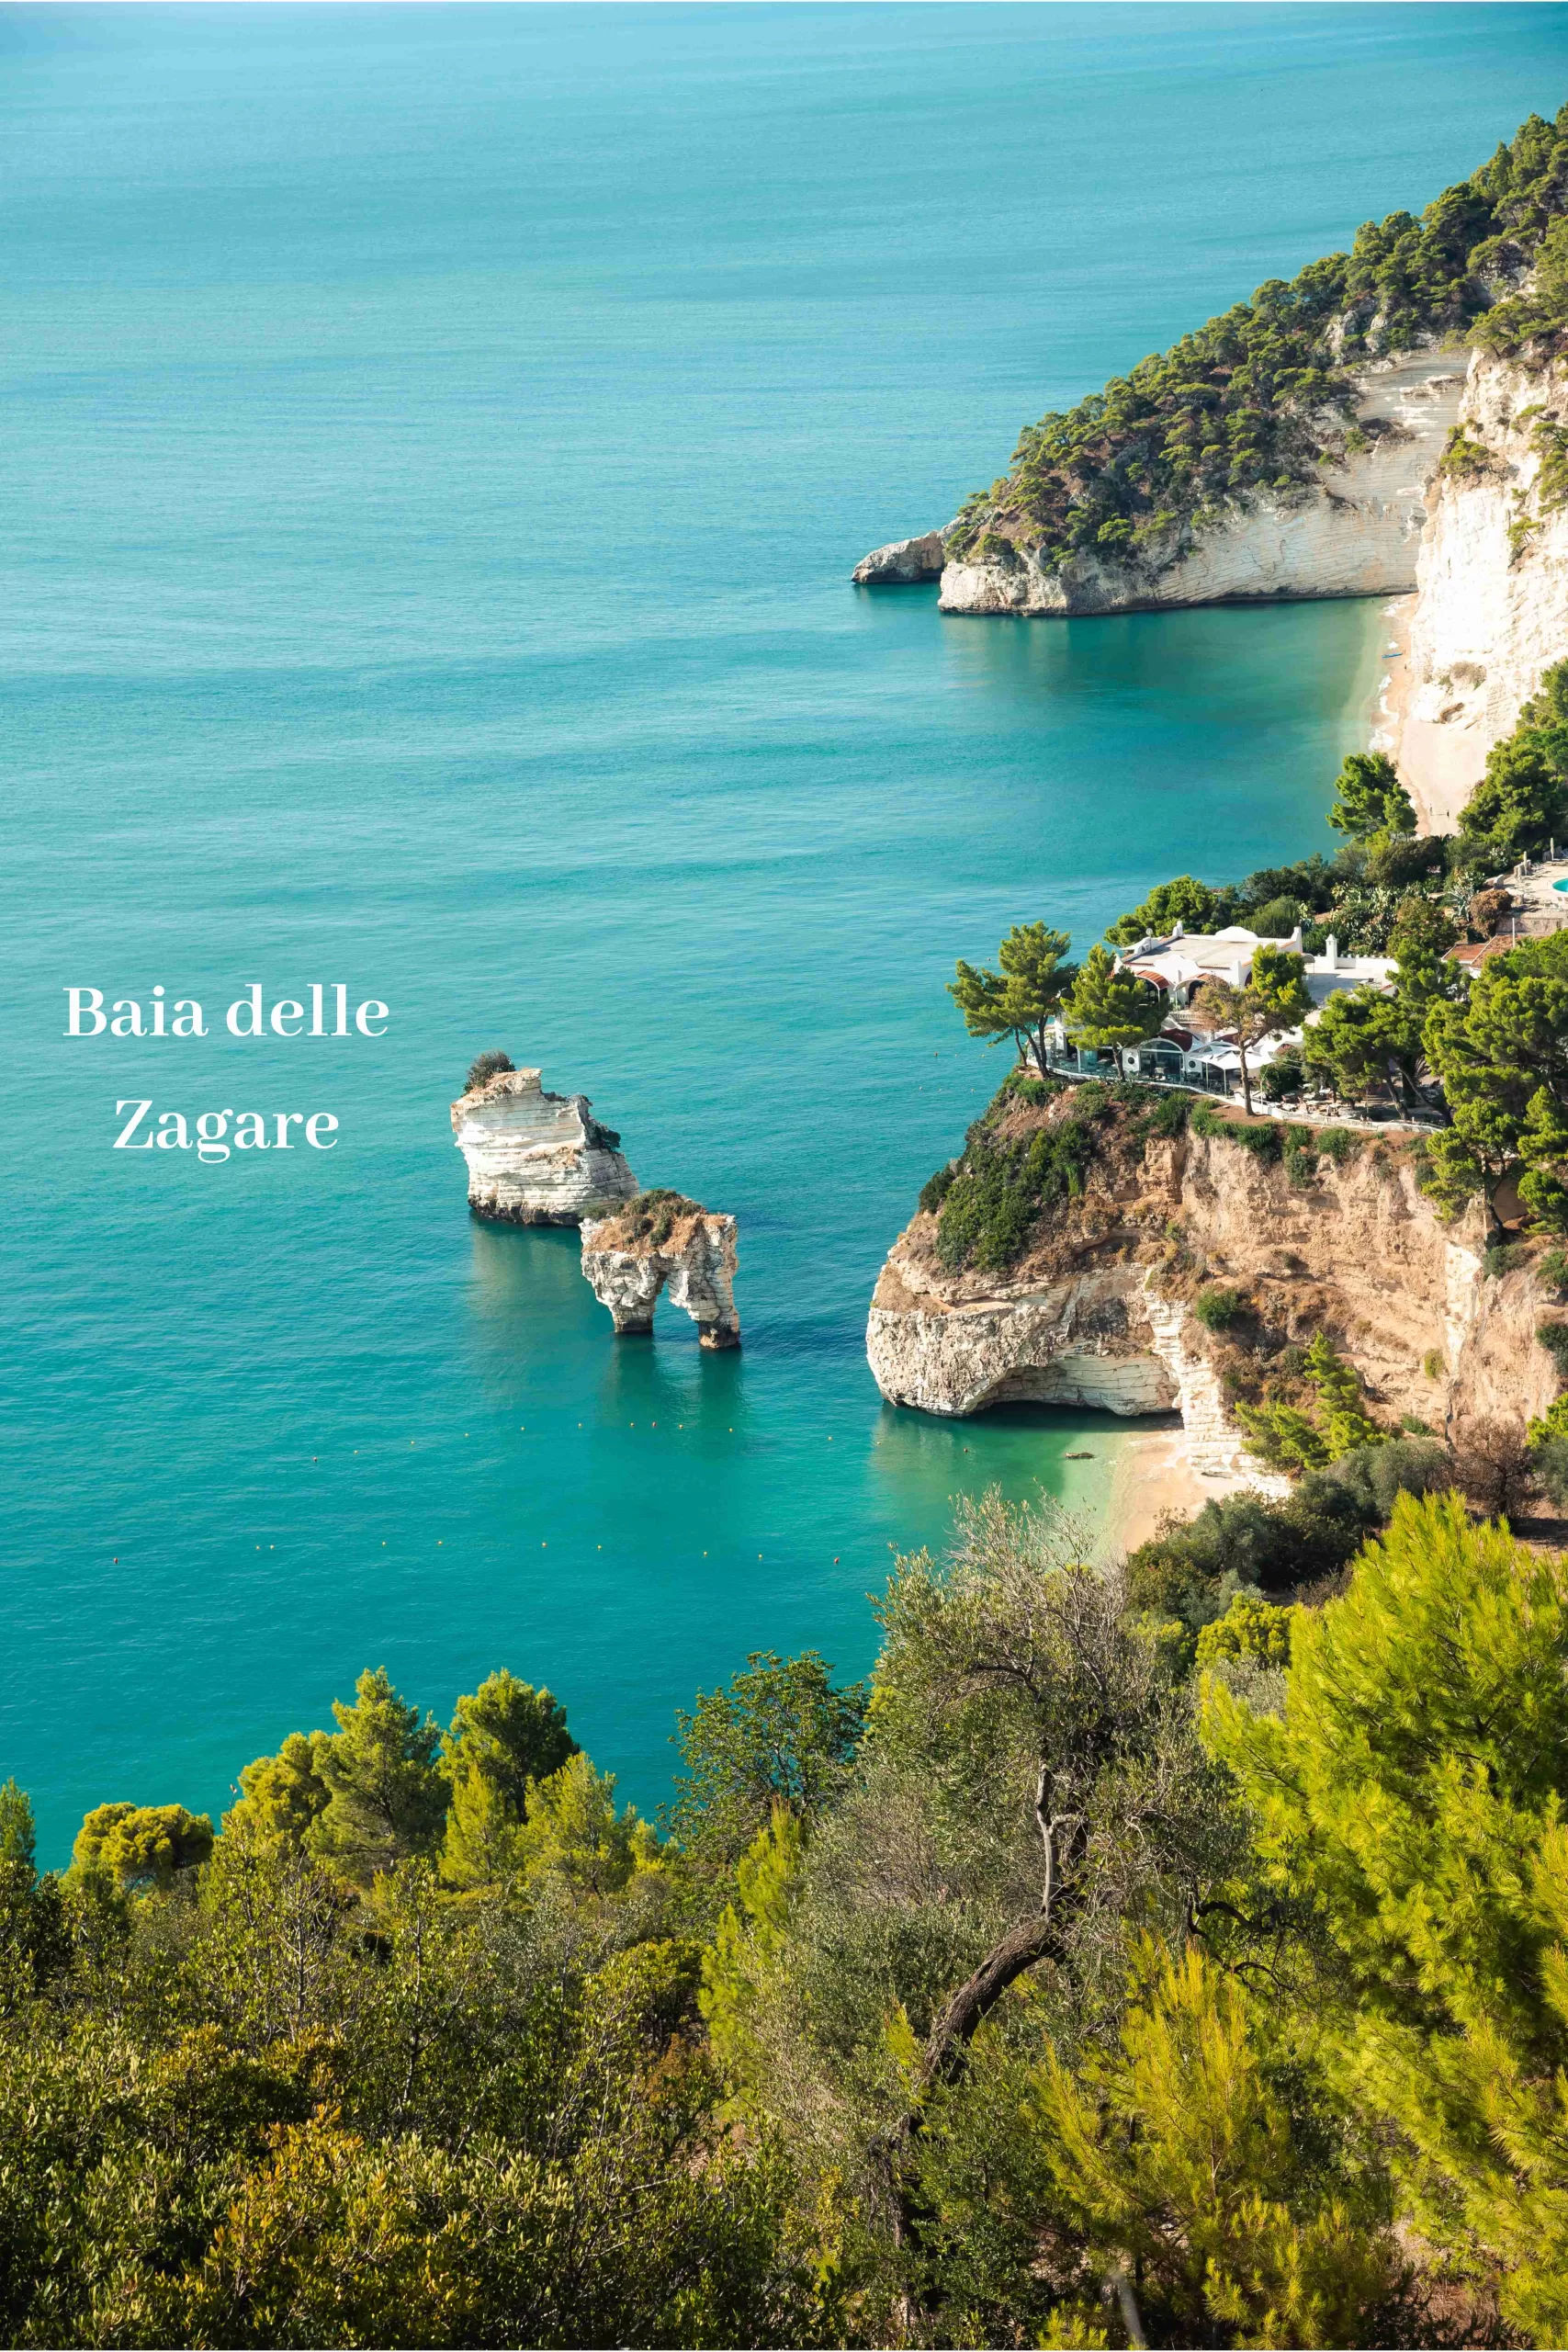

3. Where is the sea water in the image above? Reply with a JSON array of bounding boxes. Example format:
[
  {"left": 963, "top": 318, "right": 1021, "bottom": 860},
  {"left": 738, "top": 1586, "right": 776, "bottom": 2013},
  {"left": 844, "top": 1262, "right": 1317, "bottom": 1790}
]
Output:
[{"left": 4, "top": 3, "right": 1562, "bottom": 1859}]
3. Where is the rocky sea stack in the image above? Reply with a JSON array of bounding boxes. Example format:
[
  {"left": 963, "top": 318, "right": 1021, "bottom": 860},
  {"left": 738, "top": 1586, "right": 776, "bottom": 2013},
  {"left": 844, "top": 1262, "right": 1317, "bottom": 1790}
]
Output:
[
  {"left": 581, "top": 1191, "right": 740, "bottom": 1349},
  {"left": 451, "top": 1065, "right": 637, "bottom": 1226},
  {"left": 850, "top": 529, "right": 945, "bottom": 584}
]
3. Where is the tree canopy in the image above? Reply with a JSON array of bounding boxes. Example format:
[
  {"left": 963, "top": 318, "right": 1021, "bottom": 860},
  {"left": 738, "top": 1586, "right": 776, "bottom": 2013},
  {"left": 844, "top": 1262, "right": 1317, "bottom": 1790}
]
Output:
[
  {"left": 1063, "top": 945, "right": 1163, "bottom": 1072},
  {"left": 1327, "top": 750, "right": 1417, "bottom": 843},
  {"left": 949, "top": 922, "right": 1077, "bottom": 1070},
  {"left": 440, "top": 1669, "right": 578, "bottom": 1888},
  {"left": 946, "top": 107, "right": 1568, "bottom": 579},
  {"left": 12, "top": 1482, "right": 1568, "bottom": 2343}
]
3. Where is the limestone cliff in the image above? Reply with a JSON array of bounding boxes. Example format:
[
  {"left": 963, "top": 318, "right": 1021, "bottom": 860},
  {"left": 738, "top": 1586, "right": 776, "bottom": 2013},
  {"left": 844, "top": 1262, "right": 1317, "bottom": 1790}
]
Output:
[
  {"left": 581, "top": 1192, "right": 740, "bottom": 1349},
  {"left": 1393, "top": 347, "right": 1568, "bottom": 830},
  {"left": 451, "top": 1068, "right": 637, "bottom": 1225},
  {"left": 867, "top": 1087, "right": 1554, "bottom": 1483},
  {"left": 935, "top": 351, "right": 1465, "bottom": 617}
]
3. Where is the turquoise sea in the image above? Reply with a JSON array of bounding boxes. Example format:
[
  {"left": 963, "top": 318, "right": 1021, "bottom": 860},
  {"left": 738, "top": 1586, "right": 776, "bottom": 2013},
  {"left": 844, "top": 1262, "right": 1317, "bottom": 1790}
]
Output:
[{"left": 5, "top": 4, "right": 1564, "bottom": 1861}]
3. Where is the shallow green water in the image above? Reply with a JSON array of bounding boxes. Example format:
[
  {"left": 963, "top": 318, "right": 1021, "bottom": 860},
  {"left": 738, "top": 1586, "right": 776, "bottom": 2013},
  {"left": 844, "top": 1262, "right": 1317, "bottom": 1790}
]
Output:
[{"left": 4, "top": 4, "right": 1562, "bottom": 1859}]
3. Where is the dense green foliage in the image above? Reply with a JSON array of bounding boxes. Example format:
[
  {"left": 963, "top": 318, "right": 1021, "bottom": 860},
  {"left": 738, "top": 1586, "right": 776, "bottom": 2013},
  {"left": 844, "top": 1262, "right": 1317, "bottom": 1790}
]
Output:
[
  {"left": 948, "top": 107, "right": 1568, "bottom": 576},
  {"left": 932, "top": 1087, "right": 1096, "bottom": 1273},
  {"left": 10, "top": 1481, "right": 1568, "bottom": 2345},
  {"left": 949, "top": 923, "right": 1077, "bottom": 1069},
  {"left": 1454, "top": 654, "right": 1568, "bottom": 870},
  {"left": 1208, "top": 1490, "right": 1568, "bottom": 2345},
  {"left": 1326, "top": 750, "right": 1416, "bottom": 844},
  {"left": 1423, "top": 923, "right": 1568, "bottom": 1221},
  {"left": 1062, "top": 944, "right": 1162, "bottom": 1071}
]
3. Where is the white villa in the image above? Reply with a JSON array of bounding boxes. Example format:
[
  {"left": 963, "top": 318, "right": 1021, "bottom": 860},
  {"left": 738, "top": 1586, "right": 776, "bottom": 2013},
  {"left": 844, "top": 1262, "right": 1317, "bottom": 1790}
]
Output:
[
  {"left": 1043, "top": 922, "right": 1398, "bottom": 1098},
  {"left": 1118, "top": 921, "right": 1395, "bottom": 1011}
]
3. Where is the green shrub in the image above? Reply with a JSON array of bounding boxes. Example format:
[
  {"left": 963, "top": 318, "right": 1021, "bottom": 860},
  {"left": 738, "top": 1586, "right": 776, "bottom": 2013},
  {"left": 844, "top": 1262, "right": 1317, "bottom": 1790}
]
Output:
[
  {"left": 1259, "top": 1049, "right": 1303, "bottom": 1102},
  {"left": 1251, "top": 897, "right": 1305, "bottom": 938},
  {"left": 1133, "top": 1089, "right": 1191, "bottom": 1141},
  {"left": 1193, "top": 1285, "right": 1245, "bottom": 1333},
  {"left": 1539, "top": 1320, "right": 1568, "bottom": 1380},
  {"left": 623, "top": 1187, "right": 698, "bottom": 1247},
  {"left": 1001, "top": 1071, "right": 1055, "bottom": 1107},
  {"left": 1307, "top": 1435, "right": 1453, "bottom": 1523},
  {"left": 919, "top": 1164, "right": 955, "bottom": 1216},
  {"left": 1484, "top": 1242, "right": 1532, "bottom": 1280},
  {"left": 1315, "top": 1126, "right": 1359, "bottom": 1165},
  {"left": 1540, "top": 1248, "right": 1568, "bottom": 1301},
  {"left": 1195, "top": 1590, "right": 1295, "bottom": 1670},
  {"left": 1189, "top": 1102, "right": 1284, "bottom": 1160},
  {"left": 465, "top": 1048, "right": 514, "bottom": 1093},
  {"left": 1127, "top": 1438, "right": 1452, "bottom": 1638},
  {"left": 1422, "top": 1348, "right": 1445, "bottom": 1381},
  {"left": 1285, "top": 1141, "right": 1318, "bottom": 1189},
  {"left": 1439, "top": 424, "right": 1498, "bottom": 481},
  {"left": 1532, "top": 1432, "right": 1568, "bottom": 1508},
  {"left": 1401, "top": 1415, "right": 1432, "bottom": 1436},
  {"left": 935, "top": 1119, "right": 1094, "bottom": 1274}
]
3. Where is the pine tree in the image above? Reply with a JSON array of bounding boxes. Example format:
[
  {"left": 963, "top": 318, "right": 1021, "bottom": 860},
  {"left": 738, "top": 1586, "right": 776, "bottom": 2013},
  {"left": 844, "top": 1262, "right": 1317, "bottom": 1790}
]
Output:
[
  {"left": 223, "top": 1731, "right": 333, "bottom": 1854},
  {"left": 1519, "top": 1084, "right": 1568, "bottom": 1233},
  {"left": 513, "top": 1752, "right": 658, "bottom": 1897},
  {"left": 699, "top": 1805, "right": 806, "bottom": 2093},
  {"left": 70, "top": 1802, "right": 214, "bottom": 1888},
  {"left": 305, "top": 1668, "right": 446, "bottom": 1886},
  {"left": 440, "top": 1669, "right": 577, "bottom": 1888},
  {"left": 1062, "top": 944, "right": 1162, "bottom": 1075},
  {"left": 950, "top": 923, "right": 1077, "bottom": 1071},
  {"left": 1303, "top": 1332, "right": 1383, "bottom": 1457},
  {"left": 1205, "top": 1489, "right": 1568, "bottom": 2344},
  {"left": 1328, "top": 750, "right": 1416, "bottom": 842},
  {"left": 1035, "top": 1940, "right": 1404, "bottom": 2348}
]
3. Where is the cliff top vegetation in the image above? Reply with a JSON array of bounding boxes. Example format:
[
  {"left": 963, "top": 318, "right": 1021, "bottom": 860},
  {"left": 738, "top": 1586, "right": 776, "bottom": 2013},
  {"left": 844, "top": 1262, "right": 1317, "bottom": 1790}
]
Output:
[
  {"left": 463, "top": 1048, "right": 515, "bottom": 1093},
  {"left": 948, "top": 104, "right": 1568, "bottom": 575},
  {"left": 590, "top": 1187, "right": 709, "bottom": 1249}
]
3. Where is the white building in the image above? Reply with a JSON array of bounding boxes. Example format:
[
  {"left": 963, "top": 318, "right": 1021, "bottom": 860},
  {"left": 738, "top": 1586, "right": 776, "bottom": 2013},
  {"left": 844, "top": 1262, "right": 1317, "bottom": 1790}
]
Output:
[
  {"left": 1119, "top": 922, "right": 1394, "bottom": 1010},
  {"left": 1041, "top": 923, "right": 1398, "bottom": 1099}
]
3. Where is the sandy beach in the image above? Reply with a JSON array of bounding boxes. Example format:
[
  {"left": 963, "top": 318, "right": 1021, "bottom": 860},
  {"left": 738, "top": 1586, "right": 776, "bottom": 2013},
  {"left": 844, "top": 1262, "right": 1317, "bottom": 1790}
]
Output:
[
  {"left": 1105, "top": 1425, "right": 1213, "bottom": 1554},
  {"left": 1370, "top": 589, "right": 1424, "bottom": 814},
  {"left": 1373, "top": 586, "right": 1491, "bottom": 837}
]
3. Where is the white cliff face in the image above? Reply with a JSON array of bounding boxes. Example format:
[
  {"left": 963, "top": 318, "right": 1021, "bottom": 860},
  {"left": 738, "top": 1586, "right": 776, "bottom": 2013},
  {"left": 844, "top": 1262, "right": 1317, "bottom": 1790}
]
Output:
[
  {"left": 936, "top": 350, "right": 1466, "bottom": 616},
  {"left": 852, "top": 530, "right": 945, "bottom": 584},
  {"left": 451, "top": 1069, "right": 637, "bottom": 1225},
  {"left": 1395, "top": 349, "right": 1568, "bottom": 831},
  {"left": 581, "top": 1198, "right": 740, "bottom": 1349},
  {"left": 866, "top": 1252, "right": 1178, "bottom": 1418}
]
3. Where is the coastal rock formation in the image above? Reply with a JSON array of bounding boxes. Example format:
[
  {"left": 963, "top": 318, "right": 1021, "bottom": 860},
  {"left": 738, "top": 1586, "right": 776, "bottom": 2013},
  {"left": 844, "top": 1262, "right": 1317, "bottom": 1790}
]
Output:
[
  {"left": 932, "top": 350, "right": 1465, "bottom": 616},
  {"left": 581, "top": 1192, "right": 740, "bottom": 1348},
  {"left": 452, "top": 1068, "right": 637, "bottom": 1225},
  {"left": 1393, "top": 349, "right": 1568, "bottom": 831},
  {"left": 867, "top": 1088, "right": 1553, "bottom": 1487},
  {"left": 852, "top": 530, "right": 946, "bottom": 584}
]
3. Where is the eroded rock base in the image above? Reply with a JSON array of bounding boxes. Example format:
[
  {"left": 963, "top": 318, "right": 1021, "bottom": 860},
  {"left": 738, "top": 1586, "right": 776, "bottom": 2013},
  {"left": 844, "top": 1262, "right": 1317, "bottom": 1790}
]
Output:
[{"left": 581, "top": 1194, "right": 741, "bottom": 1350}]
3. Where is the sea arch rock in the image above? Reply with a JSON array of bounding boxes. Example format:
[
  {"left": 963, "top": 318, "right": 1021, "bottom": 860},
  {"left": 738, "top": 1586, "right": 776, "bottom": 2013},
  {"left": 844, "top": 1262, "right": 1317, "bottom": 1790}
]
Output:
[{"left": 581, "top": 1193, "right": 740, "bottom": 1349}]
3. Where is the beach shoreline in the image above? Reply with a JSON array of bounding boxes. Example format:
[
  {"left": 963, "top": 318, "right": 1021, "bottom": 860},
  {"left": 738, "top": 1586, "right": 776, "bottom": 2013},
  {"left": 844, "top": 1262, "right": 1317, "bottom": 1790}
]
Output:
[
  {"left": 1370, "top": 589, "right": 1424, "bottom": 821},
  {"left": 1102, "top": 1421, "right": 1265, "bottom": 1554}
]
